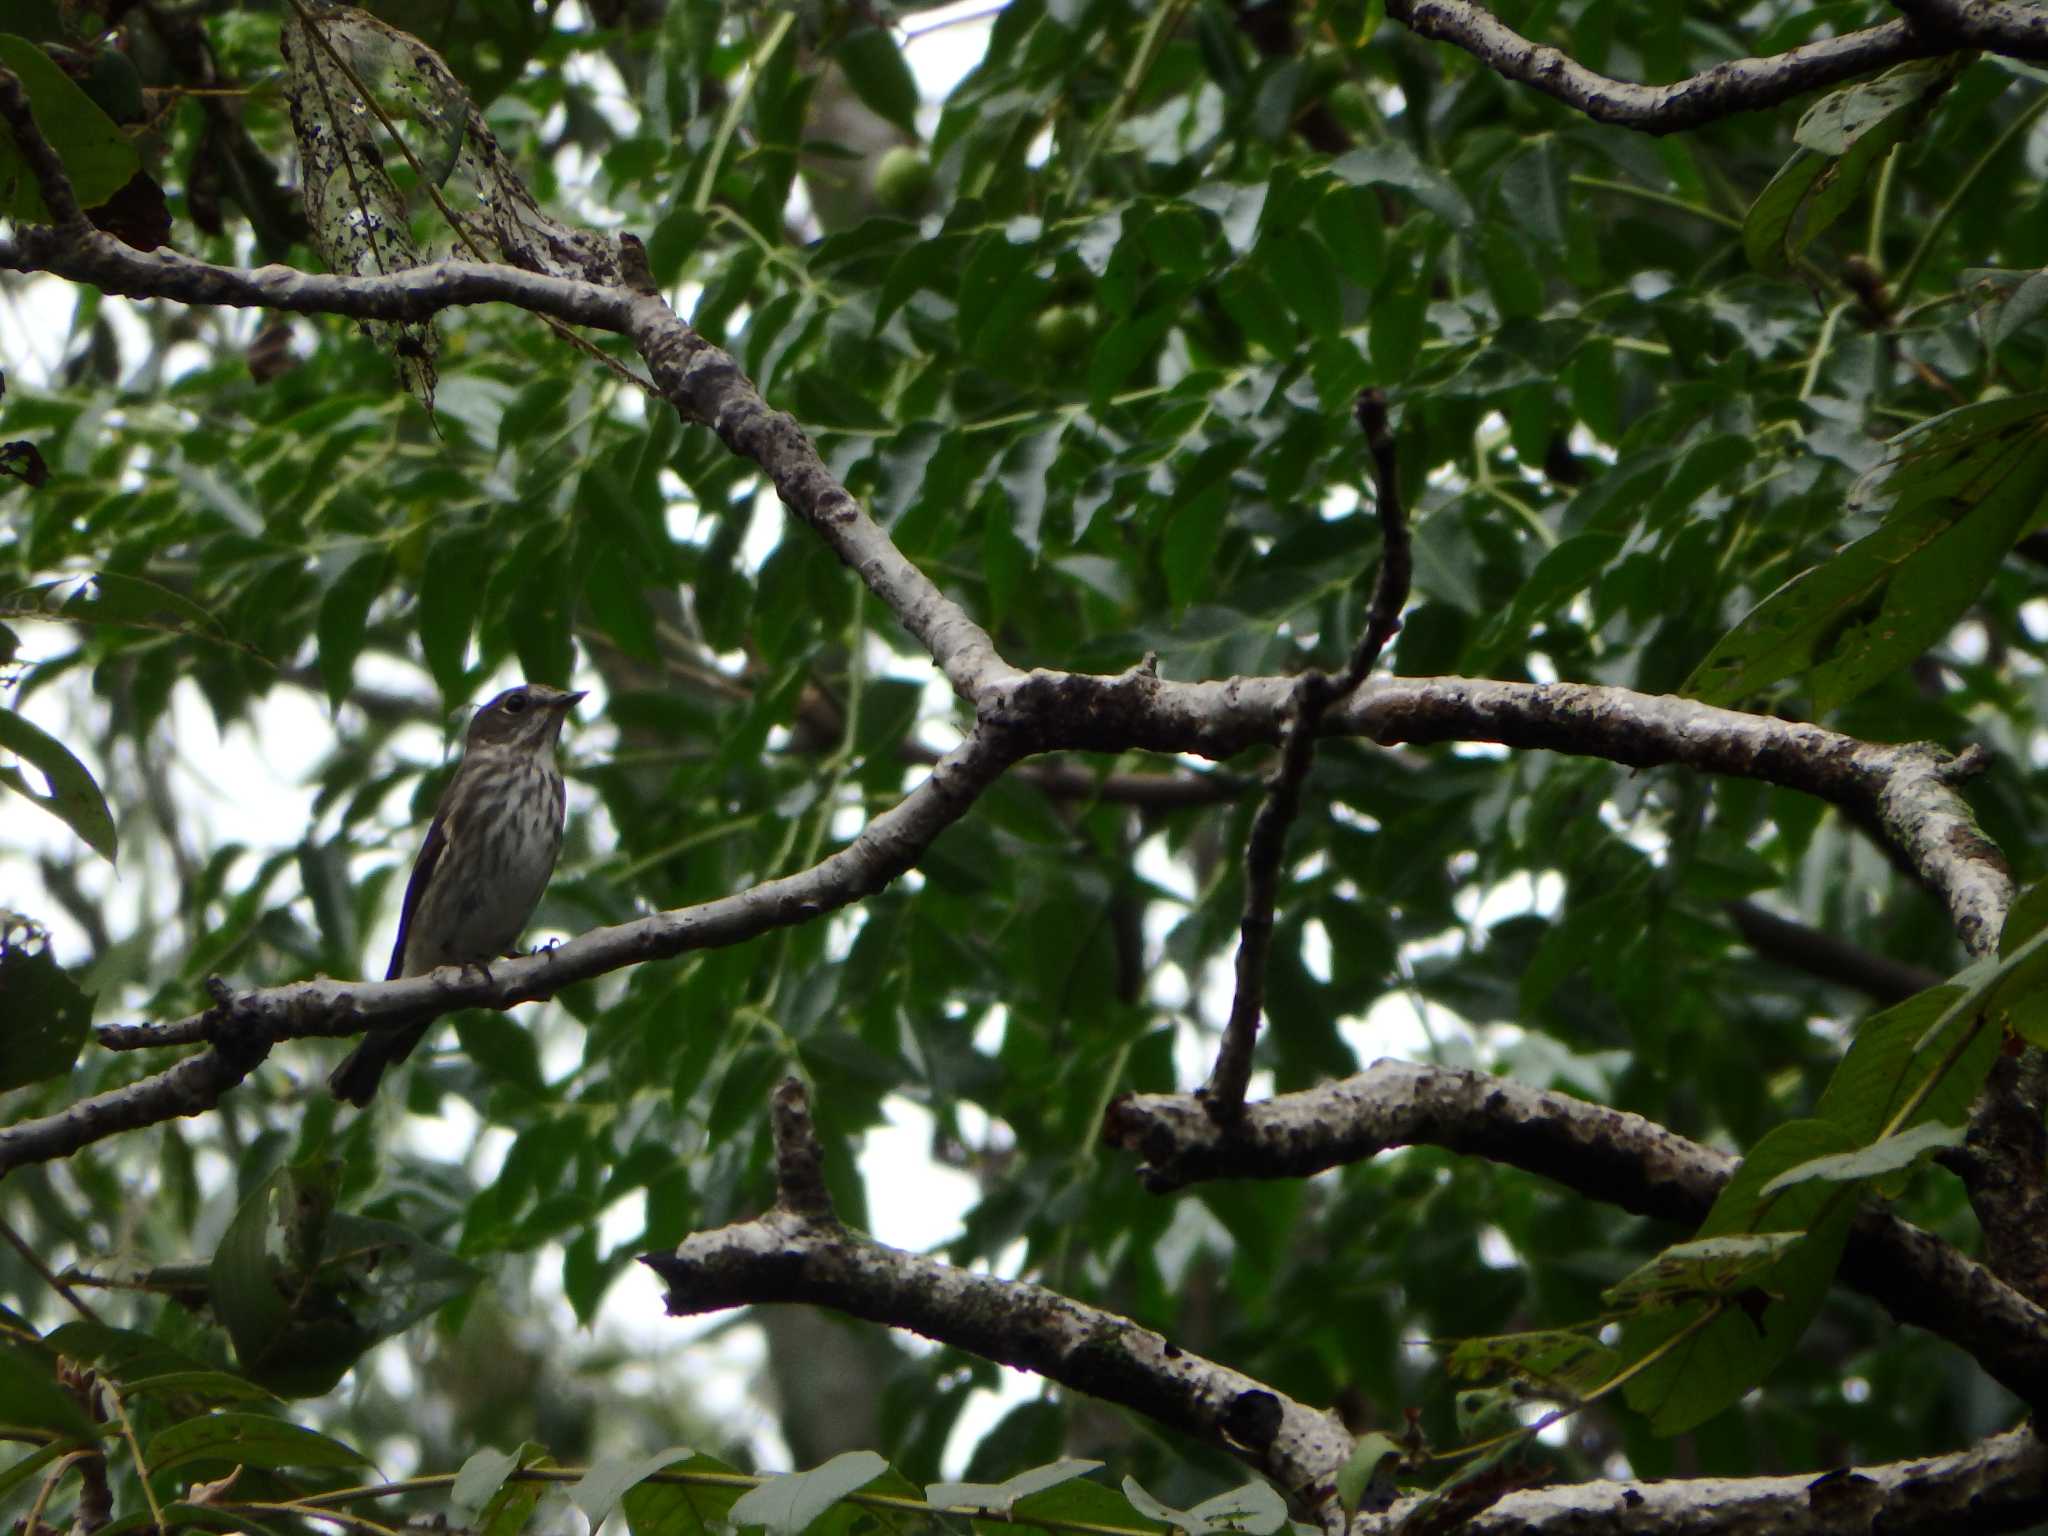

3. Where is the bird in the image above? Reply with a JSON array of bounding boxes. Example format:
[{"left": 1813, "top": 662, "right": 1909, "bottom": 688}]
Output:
[{"left": 328, "top": 682, "right": 585, "bottom": 1105}]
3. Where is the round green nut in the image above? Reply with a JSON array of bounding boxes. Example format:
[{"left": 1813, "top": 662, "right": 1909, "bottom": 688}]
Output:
[
  {"left": 1033, "top": 304, "right": 1094, "bottom": 359},
  {"left": 873, "top": 146, "right": 935, "bottom": 214}
]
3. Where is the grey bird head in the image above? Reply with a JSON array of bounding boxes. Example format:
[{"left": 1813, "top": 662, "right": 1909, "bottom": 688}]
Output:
[{"left": 467, "top": 683, "right": 585, "bottom": 753}]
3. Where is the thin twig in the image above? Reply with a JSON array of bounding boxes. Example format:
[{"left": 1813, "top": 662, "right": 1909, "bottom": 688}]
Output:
[
  {"left": 1383, "top": 2, "right": 1946, "bottom": 134},
  {"left": 1201, "top": 391, "right": 1410, "bottom": 1117},
  {"left": 103, "top": 1379, "right": 165, "bottom": 1536},
  {"left": 0, "top": 66, "right": 87, "bottom": 228},
  {"left": 770, "top": 1077, "right": 835, "bottom": 1221},
  {"left": 0, "top": 1217, "right": 107, "bottom": 1324}
]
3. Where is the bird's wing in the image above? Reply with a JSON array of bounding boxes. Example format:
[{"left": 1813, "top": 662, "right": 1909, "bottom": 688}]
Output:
[{"left": 385, "top": 808, "right": 449, "bottom": 980}]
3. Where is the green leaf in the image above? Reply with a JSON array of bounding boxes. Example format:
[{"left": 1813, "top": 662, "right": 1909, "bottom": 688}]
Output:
[
  {"left": 1814, "top": 982, "right": 1986, "bottom": 1143},
  {"left": 1330, "top": 141, "right": 1471, "bottom": 228},
  {"left": 1743, "top": 59, "right": 1959, "bottom": 273},
  {"left": 832, "top": 28, "right": 919, "bottom": 137},
  {"left": 927, "top": 1459, "right": 1103, "bottom": 1515},
  {"left": 209, "top": 1172, "right": 293, "bottom": 1385},
  {"left": 570, "top": 1447, "right": 695, "bottom": 1532},
  {"left": 452, "top": 1447, "right": 528, "bottom": 1520},
  {"left": 1794, "top": 58, "right": 1958, "bottom": 155},
  {"left": 0, "top": 34, "right": 139, "bottom": 220},
  {"left": 1162, "top": 483, "right": 1230, "bottom": 609},
  {"left": 1758, "top": 1120, "right": 1965, "bottom": 1196},
  {"left": 0, "top": 935, "right": 91, "bottom": 1089},
  {"left": 95, "top": 1503, "right": 290, "bottom": 1536},
  {"left": 1471, "top": 531, "right": 1621, "bottom": 666},
  {"left": 1336, "top": 1433, "right": 1402, "bottom": 1516},
  {"left": 996, "top": 426, "right": 1066, "bottom": 558},
  {"left": 119, "top": 1371, "right": 282, "bottom": 1407},
  {"left": 0, "top": 1441, "right": 86, "bottom": 1505},
  {"left": 1010, "top": 1473, "right": 1167, "bottom": 1535},
  {"left": 0, "top": 706, "right": 117, "bottom": 862},
  {"left": 727, "top": 1450, "right": 887, "bottom": 1536},
  {"left": 1742, "top": 149, "right": 1823, "bottom": 276},
  {"left": 144, "top": 1412, "right": 373, "bottom": 1475},
  {"left": 315, "top": 550, "right": 389, "bottom": 709},
  {"left": 1120, "top": 1477, "right": 1286, "bottom": 1536},
  {"left": 1603, "top": 1232, "right": 1804, "bottom": 1313},
  {"left": 0, "top": 1341, "right": 98, "bottom": 1439},
  {"left": 1684, "top": 396, "right": 2048, "bottom": 710},
  {"left": 454, "top": 1011, "right": 550, "bottom": 1095},
  {"left": 419, "top": 525, "right": 492, "bottom": 696},
  {"left": 1907, "top": 920, "right": 2048, "bottom": 1055},
  {"left": 1438, "top": 1328, "right": 1620, "bottom": 1395},
  {"left": 2001, "top": 880, "right": 2048, "bottom": 957},
  {"left": 622, "top": 1451, "right": 746, "bottom": 1536},
  {"left": 1621, "top": 1119, "right": 1857, "bottom": 1433},
  {"left": 1990, "top": 269, "right": 2048, "bottom": 351}
]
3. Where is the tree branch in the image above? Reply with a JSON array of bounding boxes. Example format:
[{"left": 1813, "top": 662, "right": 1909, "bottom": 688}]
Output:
[
  {"left": 1104, "top": 1060, "right": 2048, "bottom": 1413},
  {"left": 1363, "top": 1425, "right": 2048, "bottom": 1535},
  {"left": 646, "top": 1083, "right": 2048, "bottom": 1534},
  {"left": 1205, "top": 392, "right": 1410, "bottom": 1115},
  {"left": 53, "top": 675, "right": 2003, "bottom": 1176},
  {"left": 3, "top": 211, "right": 2012, "bottom": 962},
  {"left": 1724, "top": 900, "right": 1944, "bottom": 1005},
  {"left": 1382, "top": 2, "right": 1947, "bottom": 133},
  {"left": 619, "top": 280, "right": 1015, "bottom": 706},
  {"left": 642, "top": 1080, "right": 1357, "bottom": 1531},
  {"left": 9, "top": 731, "right": 1017, "bottom": 1176},
  {"left": 1888, "top": 0, "right": 2048, "bottom": 58},
  {"left": 0, "top": 66, "right": 87, "bottom": 229}
]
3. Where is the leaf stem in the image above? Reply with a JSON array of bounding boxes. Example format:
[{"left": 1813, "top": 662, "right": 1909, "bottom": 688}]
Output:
[{"left": 694, "top": 10, "right": 797, "bottom": 215}]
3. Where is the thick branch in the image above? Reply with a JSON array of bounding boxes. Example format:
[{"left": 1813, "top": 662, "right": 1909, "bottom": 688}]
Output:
[
  {"left": 53, "top": 677, "right": 2003, "bottom": 1176},
  {"left": 1104, "top": 1060, "right": 2048, "bottom": 1412},
  {"left": 1383, "top": 2, "right": 1945, "bottom": 133},
  {"left": 6, "top": 216, "right": 2006, "bottom": 949},
  {"left": 1889, "top": 0, "right": 2048, "bottom": 57},
  {"left": 1362, "top": 1426, "right": 2048, "bottom": 1535},
  {"left": 642, "top": 1089, "right": 1356, "bottom": 1530}
]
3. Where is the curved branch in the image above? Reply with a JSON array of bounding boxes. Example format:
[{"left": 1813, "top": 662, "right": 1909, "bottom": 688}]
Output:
[
  {"left": 650, "top": 1083, "right": 2048, "bottom": 1535},
  {"left": 642, "top": 1080, "right": 1357, "bottom": 1530},
  {"left": 6, "top": 190, "right": 2010, "bottom": 954},
  {"left": 1104, "top": 1061, "right": 2048, "bottom": 1413},
  {"left": 5, "top": 731, "right": 1017, "bottom": 1176},
  {"left": 51, "top": 676, "right": 2003, "bottom": 1178},
  {"left": 1382, "top": 2, "right": 1946, "bottom": 133}
]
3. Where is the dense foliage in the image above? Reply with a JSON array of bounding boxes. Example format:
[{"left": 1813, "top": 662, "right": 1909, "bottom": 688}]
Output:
[{"left": 6, "top": 1, "right": 2048, "bottom": 1532}]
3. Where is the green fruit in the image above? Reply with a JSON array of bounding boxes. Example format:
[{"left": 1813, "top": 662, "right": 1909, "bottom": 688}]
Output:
[
  {"left": 1033, "top": 305, "right": 1094, "bottom": 359},
  {"left": 873, "top": 146, "right": 934, "bottom": 214}
]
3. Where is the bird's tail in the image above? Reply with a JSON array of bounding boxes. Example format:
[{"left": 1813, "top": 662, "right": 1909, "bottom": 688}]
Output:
[{"left": 328, "top": 1020, "right": 430, "bottom": 1106}]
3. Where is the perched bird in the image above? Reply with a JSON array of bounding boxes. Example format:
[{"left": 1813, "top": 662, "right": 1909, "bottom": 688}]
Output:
[{"left": 329, "top": 683, "right": 585, "bottom": 1105}]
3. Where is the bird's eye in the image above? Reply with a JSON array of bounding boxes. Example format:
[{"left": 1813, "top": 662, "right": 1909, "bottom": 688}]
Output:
[{"left": 502, "top": 692, "right": 529, "bottom": 714}]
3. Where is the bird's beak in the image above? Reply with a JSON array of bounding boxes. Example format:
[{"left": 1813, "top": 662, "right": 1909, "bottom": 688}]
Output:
[{"left": 561, "top": 690, "right": 588, "bottom": 710}]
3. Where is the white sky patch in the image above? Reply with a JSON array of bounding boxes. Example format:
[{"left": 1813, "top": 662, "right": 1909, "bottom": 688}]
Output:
[
  {"left": 1302, "top": 917, "right": 1332, "bottom": 983},
  {"left": 1476, "top": 1226, "right": 1517, "bottom": 1270},
  {"left": 1455, "top": 868, "right": 1564, "bottom": 929},
  {"left": 858, "top": 1096, "right": 981, "bottom": 1254}
]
